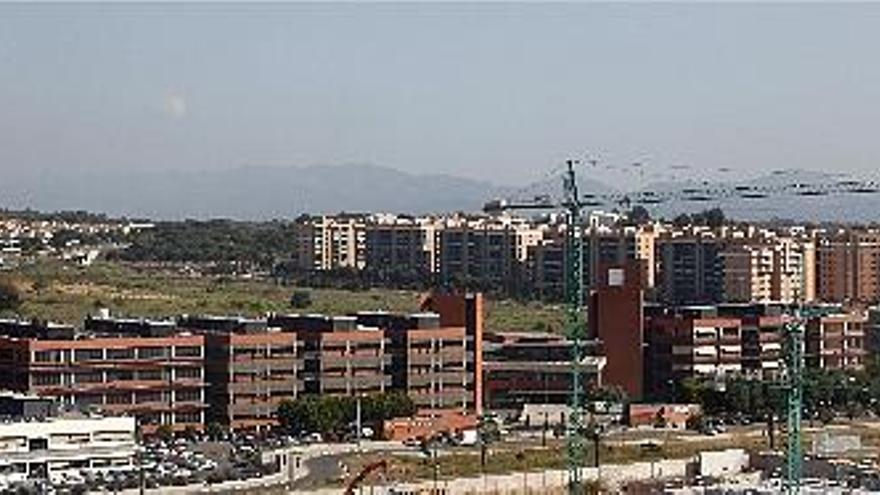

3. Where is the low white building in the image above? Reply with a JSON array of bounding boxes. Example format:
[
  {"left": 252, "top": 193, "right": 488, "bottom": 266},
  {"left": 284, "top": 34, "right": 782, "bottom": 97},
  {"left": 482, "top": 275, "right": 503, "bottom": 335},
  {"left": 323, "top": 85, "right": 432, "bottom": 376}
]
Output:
[{"left": 0, "top": 415, "right": 135, "bottom": 485}]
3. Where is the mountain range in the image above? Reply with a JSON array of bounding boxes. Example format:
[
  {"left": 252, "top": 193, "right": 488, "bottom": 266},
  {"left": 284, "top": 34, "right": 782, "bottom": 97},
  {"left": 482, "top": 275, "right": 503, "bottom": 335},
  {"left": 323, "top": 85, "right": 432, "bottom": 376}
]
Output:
[{"left": 0, "top": 164, "right": 877, "bottom": 222}]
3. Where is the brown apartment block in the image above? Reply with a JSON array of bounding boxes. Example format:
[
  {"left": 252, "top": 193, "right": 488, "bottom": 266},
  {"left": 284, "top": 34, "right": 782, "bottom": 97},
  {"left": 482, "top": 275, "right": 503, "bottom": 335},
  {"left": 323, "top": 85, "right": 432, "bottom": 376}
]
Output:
[
  {"left": 0, "top": 330, "right": 207, "bottom": 434},
  {"left": 201, "top": 331, "right": 299, "bottom": 431},
  {"left": 0, "top": 293, "right": 484, "bottom": 433},
  {"left": 644, "top": 311, "right": 742, "bottom": 398},
  {"left": 805, "top": 312, "right": 867, "bottom": 371},
  {"left": 418, "top": 292, "right": 484, "bottom": 415},
  {"left": 739, "top": 314, "right": 784, "bottom": 378},
  {"left": 817, "top": 231, "right": 880, "bottom": 303},
  {"left": 268, "top": 315, "right": 390, "bottom": 397}
]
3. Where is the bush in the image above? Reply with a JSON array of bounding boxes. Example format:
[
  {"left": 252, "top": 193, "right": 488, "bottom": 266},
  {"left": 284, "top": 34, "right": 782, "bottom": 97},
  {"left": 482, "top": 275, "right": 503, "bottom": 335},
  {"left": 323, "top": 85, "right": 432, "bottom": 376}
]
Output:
[
  {"left": 289, "top": 290, "right": 312, "bottom": 309},
  {"left": 0, "top": 278, "right": 22, "bottom": 313}
]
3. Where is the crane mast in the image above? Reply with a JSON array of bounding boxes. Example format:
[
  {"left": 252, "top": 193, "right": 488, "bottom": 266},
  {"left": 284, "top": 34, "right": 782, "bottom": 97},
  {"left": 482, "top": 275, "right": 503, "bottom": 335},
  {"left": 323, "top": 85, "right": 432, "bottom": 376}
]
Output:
[{"left": 563, "top": 160, "right": 587, "bottom": 491}]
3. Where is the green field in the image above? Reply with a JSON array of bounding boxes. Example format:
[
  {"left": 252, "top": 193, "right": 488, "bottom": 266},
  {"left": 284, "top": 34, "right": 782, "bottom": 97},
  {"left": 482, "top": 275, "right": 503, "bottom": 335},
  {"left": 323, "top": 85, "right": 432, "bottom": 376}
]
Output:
[{"left": 1, "top": 261, "right": 564, "bottom": 332}]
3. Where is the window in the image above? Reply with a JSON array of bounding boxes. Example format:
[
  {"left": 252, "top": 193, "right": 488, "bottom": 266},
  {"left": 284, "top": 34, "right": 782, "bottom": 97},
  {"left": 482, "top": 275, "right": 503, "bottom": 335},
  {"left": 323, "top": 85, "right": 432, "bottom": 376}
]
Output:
[
  {"left": 33, "top": 373, "right": 62, "bottom": 386},
  {"left": 105, "top": 393, "right": 130, "bottom": 405},
  {"left": 74, "top": 394, "right": 102, "bottom": 408},
  {"left": 137, "top": 347, "right": 167, "bottom": 360},
  {"left": 174, "top": 346, "right": 201, "bottom": 358},
  {"left": 74, "top": 371, "right": 104, "bottom": 384},
  {"left": 175, "top": 367, "right": 201, "bottom": 380},
  {"left": 137, "top": 369, "right": 163, "bottom": 381},
  {"left": 74, "top": 349, "right": 103, "bottom": 362},
  {"left": 175, "top": 389, "right": 201, "bottom": 402},
  {"left": 106, "top": 348, "right": 135, "bottom": 360},
  {"left": 107, "top": 370, "right": 133, "bottom": 381},
  {"left": 34, "top": 350, "right": 62, "bottom": 363},
  {"left": 135, "top": 391, "right": 163, "bottom": 404},
  {"left": 175, "top": 411, "right": 201, "bottom": 424}
]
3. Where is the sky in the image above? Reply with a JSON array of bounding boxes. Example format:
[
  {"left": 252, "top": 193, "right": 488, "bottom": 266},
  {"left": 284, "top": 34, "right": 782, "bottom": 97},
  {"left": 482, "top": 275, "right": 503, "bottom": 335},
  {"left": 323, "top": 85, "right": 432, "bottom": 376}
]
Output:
[{"left": 2, "top": 3, "right": 880, "bottom": 187}]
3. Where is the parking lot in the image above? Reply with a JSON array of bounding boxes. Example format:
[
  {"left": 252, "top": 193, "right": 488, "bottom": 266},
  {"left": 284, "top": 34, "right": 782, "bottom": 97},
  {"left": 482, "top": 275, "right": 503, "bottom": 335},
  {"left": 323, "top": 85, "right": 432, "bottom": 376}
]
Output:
[{"left": 0, "top": 432, "right": 288, "bottom": 494}]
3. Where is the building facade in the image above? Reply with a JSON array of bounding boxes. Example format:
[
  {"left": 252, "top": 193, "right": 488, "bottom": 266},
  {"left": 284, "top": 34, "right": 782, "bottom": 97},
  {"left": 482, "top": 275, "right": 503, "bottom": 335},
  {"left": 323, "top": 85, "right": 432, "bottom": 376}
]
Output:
[{"left": 0, "top": 333, "right": 207, "bottom": 434}]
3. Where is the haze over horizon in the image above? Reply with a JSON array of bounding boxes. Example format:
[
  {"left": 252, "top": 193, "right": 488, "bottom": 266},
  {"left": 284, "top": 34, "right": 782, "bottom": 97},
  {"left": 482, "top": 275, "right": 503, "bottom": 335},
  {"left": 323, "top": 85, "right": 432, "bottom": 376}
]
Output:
[{"left": 3, "top": 3, "right": 880, "bottom": 191}]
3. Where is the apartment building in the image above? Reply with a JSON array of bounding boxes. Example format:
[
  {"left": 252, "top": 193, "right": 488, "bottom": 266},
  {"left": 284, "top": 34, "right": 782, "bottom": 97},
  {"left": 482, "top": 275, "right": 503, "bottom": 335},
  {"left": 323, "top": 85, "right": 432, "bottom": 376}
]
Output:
[
  {"left": 644, "top": 309, "right": 743, "bottom": 398},
  {"left": 721, "top": 242, "right": 775, "bottom": 303},
  {"left": 0, "top": 329, "right": 207, "bottom": 434},
  {"left": 772, "top": 238, "right": 816, "bottom": 303},
  {"left": 437, "top": 216, "right": 542, "bottom": 293},
  {"left": 364, "top": 214, "right": 439, "bottom": 280},
  {"left": 529, "top": 224, "right": 656, "bottom": 301},
  {"left": 177, "top": 316, "right": 301, "bottom": 432},
  {"left": 269, "top": 314, "right": 390, "bottom": 397},
  {"left": 293, "top": 214, "right": 367, "bottom": 271},
  {"left": 816, "top": 231, "right": 880, "bottom": 303},
  {"left": 656, "top": 233, "right": 724, "bottom": 305},
  {"left": 805, "top": 312, "right": 867, "bottom": 371},
  {"left": 410, "top": 293, "right": 485, "bottom": 415}
]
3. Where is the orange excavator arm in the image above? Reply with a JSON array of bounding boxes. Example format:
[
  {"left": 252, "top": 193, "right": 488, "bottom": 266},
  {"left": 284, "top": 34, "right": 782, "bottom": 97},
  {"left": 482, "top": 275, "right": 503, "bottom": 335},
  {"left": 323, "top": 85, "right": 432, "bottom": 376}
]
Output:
[{"left": 344, "top": 459, "right": 388, "bottom": 495}]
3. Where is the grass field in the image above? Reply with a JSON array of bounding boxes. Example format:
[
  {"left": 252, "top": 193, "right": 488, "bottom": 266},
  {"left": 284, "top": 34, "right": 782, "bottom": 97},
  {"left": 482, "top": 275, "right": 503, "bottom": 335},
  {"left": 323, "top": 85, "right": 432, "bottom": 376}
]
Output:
[{"left": 0, "top": 261, "right": 564, "bottom": 332}]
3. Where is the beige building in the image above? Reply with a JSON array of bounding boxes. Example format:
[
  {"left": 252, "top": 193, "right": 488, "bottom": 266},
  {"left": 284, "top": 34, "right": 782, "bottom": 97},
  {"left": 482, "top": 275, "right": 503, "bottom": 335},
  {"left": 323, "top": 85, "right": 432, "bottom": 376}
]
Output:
[
  {"left": 293, "top": 214, "right": 367, "bottom": 271},
  {"left": 721, "top": 237, "right": 815, "bottom": 304}
]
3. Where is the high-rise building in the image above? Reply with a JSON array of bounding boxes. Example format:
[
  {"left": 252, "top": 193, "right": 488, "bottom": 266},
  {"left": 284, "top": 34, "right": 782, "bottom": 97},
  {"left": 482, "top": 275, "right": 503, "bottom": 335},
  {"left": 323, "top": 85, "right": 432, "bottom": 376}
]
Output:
[
  {"left": 437, "top": 216, "right": 542, "bottom": 294},
  {"left": 816, "top": 231, "right": 880, "bottom": 303},
  {"left": 364, "top": 214, "right": 439, "bottom": 282},
  {"left": 656, "top": 234, "right": 724, "bottom": 304},
  {"left": 293, "top": 214, "right": 367, "bottom": 271},
  {"left": 721, "top": 242, "right": 774, "bottom": 303}
]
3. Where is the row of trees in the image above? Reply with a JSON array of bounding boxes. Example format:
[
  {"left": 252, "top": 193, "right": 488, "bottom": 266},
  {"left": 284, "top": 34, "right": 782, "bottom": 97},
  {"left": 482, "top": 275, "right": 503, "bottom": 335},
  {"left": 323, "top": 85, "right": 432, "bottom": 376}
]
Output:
[
  {"left": 117, "top": 220, "right": 296, "bottom": 269},
  {"left": 276, "top": 392, "right": 415, "bottom": 438},
  {"left": 676, "top": 362, "right": 880, "bottom": 423}
]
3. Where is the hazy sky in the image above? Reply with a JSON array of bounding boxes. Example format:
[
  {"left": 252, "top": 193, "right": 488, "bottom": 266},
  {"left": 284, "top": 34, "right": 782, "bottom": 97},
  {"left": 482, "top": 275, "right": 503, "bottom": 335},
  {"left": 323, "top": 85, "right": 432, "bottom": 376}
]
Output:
[{"left": 2, "top": 3, "right": 880, "bottom": 186}]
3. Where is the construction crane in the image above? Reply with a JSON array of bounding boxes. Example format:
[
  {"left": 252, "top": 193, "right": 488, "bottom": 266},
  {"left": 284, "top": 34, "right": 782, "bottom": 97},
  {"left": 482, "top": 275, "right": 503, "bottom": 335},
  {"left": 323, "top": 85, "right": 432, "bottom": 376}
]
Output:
[
  {"left": 487, "top": 159, "right": 592, "bottom": 491},
  {"left": 783, "top": 314, "right": 803, "bottom": 494},
  {"left": 484, "top": 160, "right": 880, "bottom": 494}
]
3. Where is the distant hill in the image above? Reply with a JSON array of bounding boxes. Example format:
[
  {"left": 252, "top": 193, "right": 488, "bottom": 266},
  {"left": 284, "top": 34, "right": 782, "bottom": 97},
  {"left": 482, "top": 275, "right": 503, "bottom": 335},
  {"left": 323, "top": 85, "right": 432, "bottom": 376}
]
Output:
[
  {"left": 0, "top": 164, "right": 878, "bottom": 222},
  {"left": 0, "top": 164, "right": 507, "bottom": 220}
]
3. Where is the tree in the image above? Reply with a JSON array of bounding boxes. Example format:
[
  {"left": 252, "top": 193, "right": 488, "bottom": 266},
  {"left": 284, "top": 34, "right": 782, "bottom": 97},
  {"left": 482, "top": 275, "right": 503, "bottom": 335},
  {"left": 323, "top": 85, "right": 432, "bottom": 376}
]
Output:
[
  {"left": 627, "top": 206, "right": 652, "bottom": 225},
  {"left": 155, "top": 424, "right": 174, "bottom": 442},
  {"left": 289, "top": 290, "right": 312, "bottom": 309},
  {"left": 277, "top": 392, "right": 415, "bottom": 437},
  {"left": 0, "top": 278, "right": 22, "bottom": 313},
  {"left": 206, "top": 422, "right": 227, "bottom": 441},
  {"left": 673, "top": 213, "right": 692, "bottom": 228}
]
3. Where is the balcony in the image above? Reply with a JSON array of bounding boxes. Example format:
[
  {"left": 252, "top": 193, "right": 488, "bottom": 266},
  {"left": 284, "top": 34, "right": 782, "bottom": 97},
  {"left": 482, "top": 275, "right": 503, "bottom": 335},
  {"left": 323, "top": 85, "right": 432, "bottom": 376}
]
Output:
[
  {"left": 408, "top": 371, "right": 466, "bottom": 387},
  {"left": 232, "top": 359, "right": 299, "bottom": 374},
  {"left": 321, "top": 375, "right": 390, "bottom": 392},
  {"left": 229, "top": 402, "right": 276, "bottom": 417}
]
